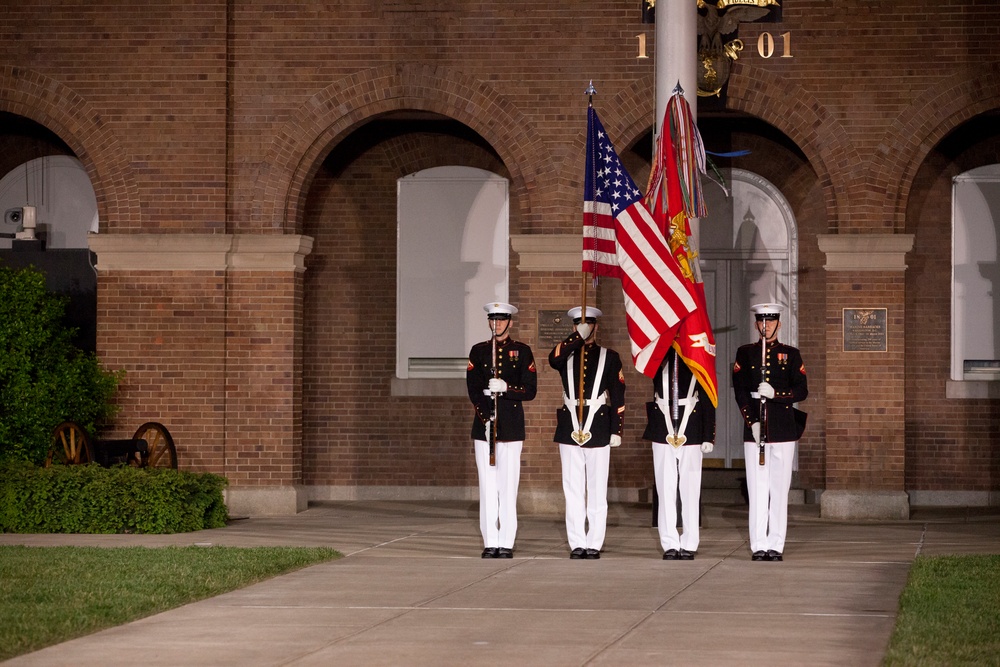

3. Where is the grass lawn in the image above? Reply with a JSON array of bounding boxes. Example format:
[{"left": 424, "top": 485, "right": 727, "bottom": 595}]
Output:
[
  {"left": 883, "top": 554, "right": 1000, "bottom": 666},
  {"left": 0, "top": 545, "right": 339, "bottom": 661}
]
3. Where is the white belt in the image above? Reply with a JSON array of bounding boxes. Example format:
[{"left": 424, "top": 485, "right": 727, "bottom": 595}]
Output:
[
  {"left": 564, "top": 395, "right": 608, "bottom": 411},
  {"left": 659, "top": 362, "right": 698, "bottom": 448},
  {"left": 565, "top": 347, "right": 608, "bottom": 445}
]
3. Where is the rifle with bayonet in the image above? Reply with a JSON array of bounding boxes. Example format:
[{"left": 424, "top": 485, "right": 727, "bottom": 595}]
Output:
[{"left": 489, "top": 322, "right": 498, "bottom": 466}]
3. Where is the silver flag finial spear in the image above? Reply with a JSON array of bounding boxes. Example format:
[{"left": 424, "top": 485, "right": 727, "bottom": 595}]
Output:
[
  {"left": 673, "top": 81, "right": 684, "bottom": 96},
  {"left": 585, "top": 80, "right": 597, "bottom": 96}
]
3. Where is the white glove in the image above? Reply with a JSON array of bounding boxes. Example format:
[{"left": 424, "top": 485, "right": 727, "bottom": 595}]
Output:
[
  {"left": 576, "top": 322, "right": 592, "bottom": 339},
  {"left": 483, "top": 389, "right": 491, "bottom": 396},
  {"left": 488, "top": 378, "right": 507, "bottom": 394},
  {"left": 700, "top": 442, "right": 714, "bottom": 454},
  {"left": 751, "top": 422, "right": 761, "bottom": 445},
  {"left": 758, "top": 382, "right": 775, "bottom": 399},
  {"left": 610, "top": 434, "right": 621, "bottom": 447}
]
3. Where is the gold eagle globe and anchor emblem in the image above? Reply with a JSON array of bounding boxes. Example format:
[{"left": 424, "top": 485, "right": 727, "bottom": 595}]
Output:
[
  {"left": 643, "top": 1, "right": 780, "bottom": 97},
  {"left": 696, "top": 0, "right": 779, "bottom": 98}
]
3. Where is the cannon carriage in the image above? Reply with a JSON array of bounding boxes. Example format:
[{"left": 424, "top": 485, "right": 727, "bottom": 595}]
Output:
[{"left": 45, "top": 421, "right": 177, "bottom": 469}]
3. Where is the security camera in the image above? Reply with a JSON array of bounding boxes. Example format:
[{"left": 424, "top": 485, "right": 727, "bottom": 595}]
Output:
[{"left": 4, "top": 207, "right": 22, "bottom": 226}]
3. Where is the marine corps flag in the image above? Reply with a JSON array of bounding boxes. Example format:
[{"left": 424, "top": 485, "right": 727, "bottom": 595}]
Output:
[
  {"left": 582, "top": 104, "right": 697, "bottom": 378},
  {"left": 645, "top": 91, "right": 719, "bottom": 407}
]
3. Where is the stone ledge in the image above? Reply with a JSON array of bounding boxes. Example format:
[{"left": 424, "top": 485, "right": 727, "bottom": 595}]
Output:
[
  {"left": 908, "top": 490, "right": 999, "bottom": 507},
  {"left": 88, "top": 233, "right": 314, "bottom": 272},
  {"left": 510, "top": 234, "right": 579, "bottom": 272},
  {"left": 817, "top": 233, "right": 914, "bottom": 271},
  {"left": 225, "top": 485, "right": 308, "bottom": 517},
  {"left": 820, "top": 489, "right": 910, "bottom": 520},
  {"left": 946, "top": 380, "right": 1000, "bottom": 399}
]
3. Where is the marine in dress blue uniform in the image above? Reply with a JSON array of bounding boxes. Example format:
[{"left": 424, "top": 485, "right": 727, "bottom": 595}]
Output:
[
  {"left": 548, "top": 306, "right": 626, "bottom": 559},
  {"left": 467, "top": 302, "right": 537, "bottom": 558},
  {"left": 643, "top": 347, "right": 716, "bottom": 559},
  {"left": 732, "top": 303, "right": 808, "bottom": 562}
]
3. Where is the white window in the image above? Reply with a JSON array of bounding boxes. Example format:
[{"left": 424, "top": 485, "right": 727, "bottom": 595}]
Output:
[
  {"left": 0, "top": 155, "right": 99, "bottom": 250},
  {"left": 952, "top": 165, "right": 1000, "bottom": 382},
  {"left": 396, "top": 166, "right": 509, "bottom": 380}
]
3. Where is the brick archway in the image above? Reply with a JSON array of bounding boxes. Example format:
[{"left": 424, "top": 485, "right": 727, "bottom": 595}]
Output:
[
  {"left": 0, "top": 66, "right": 140, "bottom": 231},
  {"left": 726, "top": 64, "right": 857, "bottom": 232},
  {"left": 870, "top": 61, "right": 1000, "bottom": 231},
  {"left": 253, "top": 64, "right": 552, "bottom": 235}
]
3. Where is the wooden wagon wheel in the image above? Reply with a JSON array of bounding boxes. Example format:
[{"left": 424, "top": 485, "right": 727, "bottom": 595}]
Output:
[
  {"left": 130, "top": 421, "right": 178, "bottom": 469},
  {"left": 46, "top": 421, "right": 93, "bottom": 466}
]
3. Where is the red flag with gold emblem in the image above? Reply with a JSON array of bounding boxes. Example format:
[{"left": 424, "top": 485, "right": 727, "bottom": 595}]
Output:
[{"left": 645, "top": 93, "right": 718, "bottom": 407}]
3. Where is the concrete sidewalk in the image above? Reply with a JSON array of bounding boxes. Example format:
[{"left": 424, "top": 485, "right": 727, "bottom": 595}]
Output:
[{"left": 3, "top": 501, "right": 999, "bottom": 666}]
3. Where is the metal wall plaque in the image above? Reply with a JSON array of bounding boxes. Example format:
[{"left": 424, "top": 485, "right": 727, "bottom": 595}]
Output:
[
  {"left": 538, "top": 309, "right": 572, "bottom": 349},
  {"left": 843, "top": 308, "right": 887, "bottom": 352}
]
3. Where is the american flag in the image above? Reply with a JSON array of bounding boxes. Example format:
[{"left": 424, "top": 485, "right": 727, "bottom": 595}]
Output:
[{"left": 582, "top": 105, "right": 697, "bottom": 378}]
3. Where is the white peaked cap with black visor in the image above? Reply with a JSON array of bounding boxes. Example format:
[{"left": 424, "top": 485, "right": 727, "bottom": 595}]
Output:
[
  {"left": 484, "top": 302, "right": 518, "bottom": 320},
  {"left": 751, "top": 302, "right": 783, "bottom": 321},
  {"left": 567, "top": 306, "right": 603, "bottom": 323}
]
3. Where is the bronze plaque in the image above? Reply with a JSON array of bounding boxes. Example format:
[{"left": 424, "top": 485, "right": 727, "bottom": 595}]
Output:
[
  {"left": 538, "top": 309, "right": 572, "bottom": 349},
  {"left": 843, "top": 308, "right": 887, "bottom": 352}
]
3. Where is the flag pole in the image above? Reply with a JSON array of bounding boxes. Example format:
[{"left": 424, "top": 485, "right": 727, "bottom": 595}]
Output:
[{"left": 577, "top": 83, "right": 597, "bottom": 434}]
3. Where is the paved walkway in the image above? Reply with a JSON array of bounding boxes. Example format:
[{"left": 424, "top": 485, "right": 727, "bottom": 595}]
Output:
[{"left": 3, "top": 501, "right": 999, "bottom": 666}]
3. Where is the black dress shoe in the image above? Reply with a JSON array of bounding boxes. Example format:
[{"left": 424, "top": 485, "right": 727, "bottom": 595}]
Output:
[
  {"left": 497, "top": 547, "right": 513, "bottom": 559},
  {"left": 751, "top": 550, "right": 767, "bottom": 561},
  {"left": 766, "top": 550, "right": 783, "bottom": 561},
  {"left": 662, "top": 549, "right": 679, "bottom": 560},
  {"left": 481, "top": 547, "right": 499, "bottom": 559},
  {"left": 678, "top": 549, "right": 695, "bottom": 560},
  {"left": 585, "top": 548, "right": 601, "bottom": 560},
  {"left": 570, "top": 547, "right": 587, "bottom": 559}
]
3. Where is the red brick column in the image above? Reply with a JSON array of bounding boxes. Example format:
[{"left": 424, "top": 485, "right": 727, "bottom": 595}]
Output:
[
  {"left": 817, "top": 234, "right": 914, "bottom": 519},
  {"left": 90, "top": 234, "right": 313, "bottom": 516}
]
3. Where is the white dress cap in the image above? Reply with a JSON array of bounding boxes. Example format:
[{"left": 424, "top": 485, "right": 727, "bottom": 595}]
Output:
[
  {"left": 567, "top": 306, "right": 603, "bottom": 322},
  {"left": 751, "top": 302, "right": 783, "bottom": 319},
  {"left": 484, "top": 302, "right": 518, "bottom": 318}
]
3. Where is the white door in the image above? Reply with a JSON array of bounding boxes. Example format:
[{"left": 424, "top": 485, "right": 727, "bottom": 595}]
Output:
[{"left": 697, "top": 169, "right": 799, "bottom": 466}]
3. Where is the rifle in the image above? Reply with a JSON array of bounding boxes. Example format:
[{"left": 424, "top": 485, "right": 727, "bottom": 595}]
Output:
[
  {"left": 489, "top": 322, "right": 498, "bottom": 467},
  {"left": 759, "top": 327, "right": 767, "bottom": 466}
]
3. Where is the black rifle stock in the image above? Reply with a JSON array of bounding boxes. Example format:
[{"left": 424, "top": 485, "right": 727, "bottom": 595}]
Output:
[{"left": 489, "top": 329, "right": 498, "bottom": 466}]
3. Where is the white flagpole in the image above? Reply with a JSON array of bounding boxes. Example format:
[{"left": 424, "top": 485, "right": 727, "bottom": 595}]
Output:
[
  {"left": 655, "top": 0, "right": 698, "bottom": 141},
  {"left": 656, "top": 0, "right": 700, "bottom": 268}
]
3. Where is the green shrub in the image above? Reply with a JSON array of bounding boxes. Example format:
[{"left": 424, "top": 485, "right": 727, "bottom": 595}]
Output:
[
  {"left": 0, "top": 461, "right": 228, "bottom": 534},
  {"left": 0, "top": 264, "right": 123, "bottom": 464}
]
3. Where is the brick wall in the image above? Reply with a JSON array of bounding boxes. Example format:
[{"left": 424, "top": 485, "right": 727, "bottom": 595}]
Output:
[
  {"left": 97, "top": 271, "right": 227, "bottom": 472},
  {"left": 2, "top": 0, "right": 999, "bottom": 501},
  {"left": 825, "top": 272, "right": 907, "bottom": 491}
]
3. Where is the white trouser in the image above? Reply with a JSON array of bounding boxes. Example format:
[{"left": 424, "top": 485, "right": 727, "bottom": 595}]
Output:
[
  {"left": 559, "top": 443, "right": 610, "bottom": 551},
  {"left": 652, "top": 441, "right": 704, "bottom": 552},
  {"left": 743, "top": 440, "right": 795, "bottom": 553},
  {"left": 474, "top": 439, "right": 522, "bottom": 549}
]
